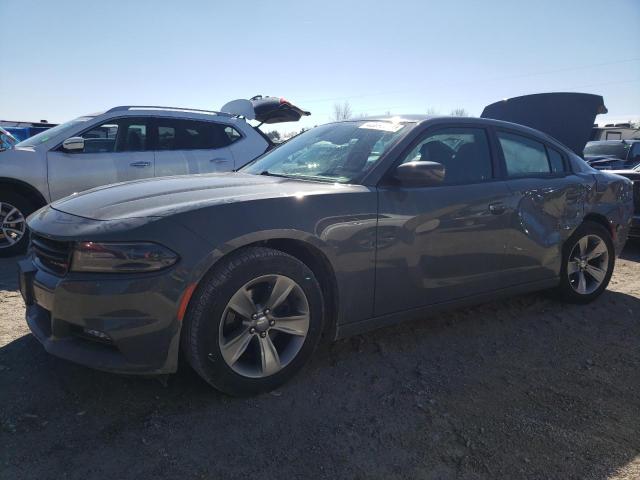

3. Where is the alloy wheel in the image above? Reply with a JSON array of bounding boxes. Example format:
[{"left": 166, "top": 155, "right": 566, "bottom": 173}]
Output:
[
  {"left": 218, "top": 274, "right": 310, "bottom": 378},
  {"left": 0, "top": 202, "right": 26, "bottom": 249},
  {"left": 567, "top": 234, "right": 609, "bottom": 295}
]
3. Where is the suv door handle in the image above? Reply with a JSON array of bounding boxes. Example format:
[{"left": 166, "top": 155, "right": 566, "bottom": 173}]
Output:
[
  {"left": 488, "top": 202, "right": 506, "bottom": 215},
  {"left": 130, "top": 161, "right": 151, "bottom": 168},
  {"left": 209, "top": 157, "right": 228, "bottom": 163}
]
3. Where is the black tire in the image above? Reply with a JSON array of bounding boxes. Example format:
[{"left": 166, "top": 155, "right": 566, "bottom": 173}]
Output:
[
  {"left": 556, "top": 221, "right": 615, "bottom": 304},
  {"left": 0, "top": 191, "right": 36, "bottom": 258},
  {"left": 182, "top": 247, "right": 325, "bottom": 396}
]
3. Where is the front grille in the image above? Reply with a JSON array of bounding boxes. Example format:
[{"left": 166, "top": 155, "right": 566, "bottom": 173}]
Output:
[{"left": 31, "top": 233, "right": 72, "bottom": 275}]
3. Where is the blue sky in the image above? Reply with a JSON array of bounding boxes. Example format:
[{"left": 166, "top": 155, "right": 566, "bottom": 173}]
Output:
[{"left": 1, "top": 0, "right": 639, "bottom": 134}]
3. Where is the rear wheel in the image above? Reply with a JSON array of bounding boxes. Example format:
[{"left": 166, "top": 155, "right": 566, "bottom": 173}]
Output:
[
  {"left": 182, "top": 247, "right": 324, "bottom": 396},
  {"left": 0, "top": 191, "right": 35, "bottom": 257},
  {"left": 556, "top": 221, "right": 614, "bottom": 304}
]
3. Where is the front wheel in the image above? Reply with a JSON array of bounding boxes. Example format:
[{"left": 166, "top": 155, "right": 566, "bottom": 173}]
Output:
[
  {"left": 182, "top": 247, "right": 325, "bottom": 396},
  {"left": 0, "top": 192, "right": 35, "bottom": 257},
  {"left": 556, "top": 221, "right": 615, "bottom": 304}
]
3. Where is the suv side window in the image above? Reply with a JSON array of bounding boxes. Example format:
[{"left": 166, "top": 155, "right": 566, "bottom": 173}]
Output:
[
  {"left": 78, "top": 118, "right": 148, "bottom": 153},
  {"left": 224, "top": 126, "right": 242, "bottom": 144},
  {"left": 497, "top": 131, "right": 562, "bottom": 176},
  {"left": 400, "top": 127, "right": 493, "bottom": 184},
  {"left": 155, "top": 119, "right": 232, "bottom": 150}
]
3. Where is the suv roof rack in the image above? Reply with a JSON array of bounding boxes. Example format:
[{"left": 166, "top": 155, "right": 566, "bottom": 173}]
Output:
[{"left": 105, "top": 106, "right": 232, "bottom": 116}]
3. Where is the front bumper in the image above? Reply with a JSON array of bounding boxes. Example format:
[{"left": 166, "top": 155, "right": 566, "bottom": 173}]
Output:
[{"left": 20, "top": 257, "right": 184, "bottom": 375}]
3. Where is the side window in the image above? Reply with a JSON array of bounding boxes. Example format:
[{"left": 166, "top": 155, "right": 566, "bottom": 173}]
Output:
[
  {"left": 400, "top": 127, "right": 492, "bottom": 184},
  {"left": 630, "top": 143, "right": 640, "bottom": 163},
  {"left": 80, "top": 123, "right": 118, "bottom": 153},
  {"left": 497, "top": 131, "right": 551, "bottom": 176},
  {"left": 547, "top": 147, "right": 565, "bottom": 173},
  {"left": 155, "top": 119, "right": 232, "bottom": 150},
  {"left": 78, "top": 118, "right": 148, "bottom": 153},
  {"left": 224, "top": 126, "right": 242, "bottom": 144},
  {"left": 158, "top": 126, "right": 176, "bottom": 150},
  {"left": 117, "top": 121, "right": 147, "bottom": 152}
]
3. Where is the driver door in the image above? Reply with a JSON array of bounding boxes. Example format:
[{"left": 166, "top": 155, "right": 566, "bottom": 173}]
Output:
[
  {"left": 47, "top": 117, "right": 155, "bottom": 200},
  {"left": 374, "top": 126, "right": 513, "bottom": 316}
]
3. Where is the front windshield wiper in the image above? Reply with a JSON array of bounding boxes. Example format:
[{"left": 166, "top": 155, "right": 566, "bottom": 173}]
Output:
[
  {"left": 258, "top": 170, "right": 347, "bottom": 183},
  {"left": 259, "top": 170, "right": 291, "bottom": 178}
]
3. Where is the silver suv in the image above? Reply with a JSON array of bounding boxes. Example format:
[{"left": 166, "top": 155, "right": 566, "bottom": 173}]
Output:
[{"left": 0, "top": 97, "right": 309, "bottom": 256}]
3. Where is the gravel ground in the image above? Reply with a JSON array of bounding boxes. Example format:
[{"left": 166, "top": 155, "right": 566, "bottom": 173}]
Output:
[{"left": 1, "top": 243, "right": 639, "bottom": 480}]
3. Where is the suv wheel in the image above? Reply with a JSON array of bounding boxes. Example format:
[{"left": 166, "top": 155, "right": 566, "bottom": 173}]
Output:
[
  {"left": 182, "top": 247, "right": 325, "bottom": 396},
  {"left": 0, "top": 191, "right": 35, "bottom": 257},
  {"left": 556, "top": 221, "right": 615, "bottom": 304}
]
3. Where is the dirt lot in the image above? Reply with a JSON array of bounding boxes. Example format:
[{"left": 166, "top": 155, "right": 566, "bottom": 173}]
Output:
[{"left": 1, "top": 244, "right": 639, "bottom": 480}]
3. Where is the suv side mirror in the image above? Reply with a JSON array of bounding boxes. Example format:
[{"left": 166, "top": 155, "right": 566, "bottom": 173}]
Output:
[
  {"left": 394, "top": 161, "right": 445, "bottom": 187},
  {"left": 62, "top": 137, "right": 85, "bottom": 152}
]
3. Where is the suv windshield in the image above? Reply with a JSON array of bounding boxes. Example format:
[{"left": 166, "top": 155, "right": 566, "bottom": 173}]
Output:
[
  {"left": 584, "top": 142, "right": 630, "bottom": 158},
  {"left": 242, "top": 121, "right": 411, "bottom": 183},
  {"left": 16, "top": 116, "right": 95, "bottom": 147},
  {"left": 0, "top": 127, "right": 17, "bottom": 150}
]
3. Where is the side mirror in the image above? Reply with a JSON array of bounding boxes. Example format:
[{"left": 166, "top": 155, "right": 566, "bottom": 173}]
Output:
[
  {"left": 393, "top": 161, "right": 445, "bottom": 187},
  {"left": 62, "top": 137, "right": 85, "bottom": 152}
]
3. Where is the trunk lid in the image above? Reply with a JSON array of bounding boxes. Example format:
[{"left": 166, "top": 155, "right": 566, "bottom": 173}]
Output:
[{"left": 221, "top": 96, "right": 310, "bottom": 124}]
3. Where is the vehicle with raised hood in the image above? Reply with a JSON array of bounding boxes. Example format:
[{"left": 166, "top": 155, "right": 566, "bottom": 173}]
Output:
[
  {"left": 20, "top": 93, "right": 634, "bottom": 395},
  {"left": 583, "top": 139, "right": 640, "bottom": 170},
  {"left": 0, "top": 96, "right": 309, "bottom": 256}
]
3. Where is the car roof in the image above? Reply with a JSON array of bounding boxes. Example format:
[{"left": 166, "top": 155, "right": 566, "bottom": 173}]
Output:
[
  {"left": 350, "top": 114, "right": 436, "bottom": 122},
  {"left": 92, "top": 106, "right": 241, "bottom": 124}
]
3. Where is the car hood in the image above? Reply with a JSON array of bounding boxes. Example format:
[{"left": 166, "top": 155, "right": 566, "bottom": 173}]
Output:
[
  {"left": 481, "top": 92, "right": 607, "bottom": 155},
  {"left": 0, "top": 145, "right": 37, "bottom": 165},
  {"left": 51, "top": 173, "right": 356, "bottom": 221}
]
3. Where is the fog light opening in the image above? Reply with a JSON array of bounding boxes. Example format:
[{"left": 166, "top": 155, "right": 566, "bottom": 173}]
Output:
[{"left": 83, "top": 328, "right": 111, "bottom": 341}]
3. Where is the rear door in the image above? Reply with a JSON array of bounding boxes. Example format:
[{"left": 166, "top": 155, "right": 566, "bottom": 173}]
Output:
[
  {"left": 152, "top": 118, "right": 236, "bottom": 176},
  {"left": 495, "top": 129, "right": 589, "bottom": 283},
  {"left": 374, "top": 125, "right": 514, "bottom": 316},
  {"left": 47, "top": 117, "right": 154, "bottom": 200}
]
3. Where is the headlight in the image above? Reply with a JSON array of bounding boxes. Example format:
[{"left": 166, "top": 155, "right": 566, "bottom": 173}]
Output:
[{"left": 70, "top": 242, "right": 179, "bottom": 273}]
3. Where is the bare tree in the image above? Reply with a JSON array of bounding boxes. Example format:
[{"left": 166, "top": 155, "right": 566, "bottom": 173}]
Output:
[
  {"left": 426, "top": 107, "right": 439, "bottom": 115},
  {"left": 332, "top": 101, "right": 353, "bottom": 121},
  {"left": 450, "top": 108, "right": 469, "bottom": 117},
  {"left": 266, "top": 130, "right": 281, "bottom": 141}
]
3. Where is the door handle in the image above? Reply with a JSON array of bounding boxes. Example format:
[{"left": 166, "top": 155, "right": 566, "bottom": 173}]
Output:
[
  {"left": 130, "top": 161, "right": 151, "bottom": 168},
  {"left": 209, "top": 157, "right": 228, "bottom": 163},
  {"left": 130, "top": 161, "right": 151, "bottom": 167},
  {"left": 488, "top": 202, "right": 506, "bottom": 215}
]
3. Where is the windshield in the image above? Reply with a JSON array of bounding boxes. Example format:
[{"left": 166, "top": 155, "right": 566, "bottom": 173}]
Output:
[
  {"left": 16, "top": 116, "right": 95, "bottom": 147},
  {"left": 584, "top": 142, "right": 630, "bottom": 158},
  {"left": 242, "top": 121, "right": 411, "bottom": 183},
  {"left": 0, "top": 128, "right": 17, "bottom": 150}
]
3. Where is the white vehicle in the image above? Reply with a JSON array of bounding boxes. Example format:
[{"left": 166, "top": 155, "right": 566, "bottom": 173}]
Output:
[{"left": 0, "top": 96, "right": 309, "bottom": 256}]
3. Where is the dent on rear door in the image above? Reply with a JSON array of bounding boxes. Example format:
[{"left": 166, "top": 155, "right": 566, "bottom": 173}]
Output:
[{"left": 502, "top": 175, "right": 589, "bottom": 282}]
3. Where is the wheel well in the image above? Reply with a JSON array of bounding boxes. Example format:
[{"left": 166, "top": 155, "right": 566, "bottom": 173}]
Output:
[
  {"left": 0, "top": 178, "right": 47, "bottom": 209},
  {"left": 250, "top": 238, "right": 339, "bottom": 339},
  {"left": 583, "top": 213, "right": 614, "bottom": 238}
]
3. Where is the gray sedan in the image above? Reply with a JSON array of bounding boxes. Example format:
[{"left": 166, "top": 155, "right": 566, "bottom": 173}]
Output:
[{"left": 20, "top": 94, "right": 635, "bottom": 395}]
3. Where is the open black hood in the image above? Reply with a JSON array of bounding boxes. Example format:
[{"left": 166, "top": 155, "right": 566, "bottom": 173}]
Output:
[
  {"left": 221, "top": 96, "right": 310, "bottom": 124},
  {"left": 481, "top": 92, "right": 608, "bottom": 154}
]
